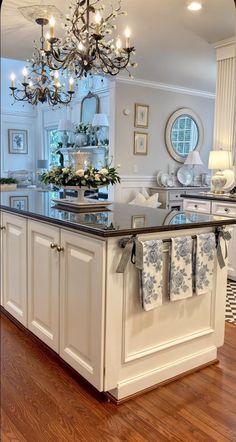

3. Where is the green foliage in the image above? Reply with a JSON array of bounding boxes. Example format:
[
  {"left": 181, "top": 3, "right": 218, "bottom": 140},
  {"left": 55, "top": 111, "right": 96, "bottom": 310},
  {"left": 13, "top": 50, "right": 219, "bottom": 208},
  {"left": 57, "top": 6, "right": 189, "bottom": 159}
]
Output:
[
  {"left": 0, "top": 178, "right": 18, "bottom": 184},
  {"left": 74, "top": 123, "right": 90, "bottom": 134}
]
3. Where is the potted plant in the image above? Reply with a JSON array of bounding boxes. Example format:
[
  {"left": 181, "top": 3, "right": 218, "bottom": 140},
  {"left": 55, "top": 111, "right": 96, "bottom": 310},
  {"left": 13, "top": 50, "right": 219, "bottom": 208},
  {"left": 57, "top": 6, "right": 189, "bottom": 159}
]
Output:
[
  {"left": 74, "top": 123, "right": 90, "bottom": 147},
  {"left": 0, "top": 178, "right": 18, "bottom": 191}
]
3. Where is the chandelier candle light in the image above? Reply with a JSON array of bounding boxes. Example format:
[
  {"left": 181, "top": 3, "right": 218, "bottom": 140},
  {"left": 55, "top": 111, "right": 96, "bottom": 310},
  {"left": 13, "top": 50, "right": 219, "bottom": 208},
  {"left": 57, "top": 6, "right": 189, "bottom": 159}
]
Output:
[
  {"left": 9, "top": 18, "right": 75, "bottom": 106},
  {"left": 45, "top": 0, "right": 136, "bottom": 78}
]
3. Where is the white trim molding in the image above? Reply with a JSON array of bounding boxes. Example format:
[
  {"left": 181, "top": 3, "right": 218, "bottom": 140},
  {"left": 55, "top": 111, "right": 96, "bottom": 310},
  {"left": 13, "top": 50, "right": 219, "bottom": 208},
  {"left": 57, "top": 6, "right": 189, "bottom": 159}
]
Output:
[
  {"left": 214, "top": 38, "right": 236, "bottom": 62},
  {"left": 116, "top": 76, "right": 215, "bottom": 99},
  {"left": 114, "top": 175, "right": 157, "bottom": 203}
]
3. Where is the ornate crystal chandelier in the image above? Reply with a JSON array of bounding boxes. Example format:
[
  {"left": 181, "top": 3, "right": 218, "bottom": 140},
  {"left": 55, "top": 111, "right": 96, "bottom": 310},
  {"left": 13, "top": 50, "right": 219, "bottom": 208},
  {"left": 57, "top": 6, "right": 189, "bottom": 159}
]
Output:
[
  {"left": 45, "top": 0, "right": 137, "bottom": 78},
  {"left": 9, "top": 18, "right": 75, "bottom": 106}
]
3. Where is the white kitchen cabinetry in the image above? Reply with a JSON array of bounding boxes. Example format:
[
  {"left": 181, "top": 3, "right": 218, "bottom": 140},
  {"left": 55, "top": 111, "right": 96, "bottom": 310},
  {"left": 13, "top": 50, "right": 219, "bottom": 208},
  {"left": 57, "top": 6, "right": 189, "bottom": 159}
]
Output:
[
  {"left": 2, "top": 212, "right": 27, "bottom": 325},
  {"left": 211, "top": 202, "right": 236, "bottom": 281},
  {"left": 183, "top": 198, "right": 236, "bottom": 281},
  {"left": 59, "top": 230, "right": 105, "bottom": 391},
  {"left": 28, "top": 221, "right": 60, "bottom": 352}
]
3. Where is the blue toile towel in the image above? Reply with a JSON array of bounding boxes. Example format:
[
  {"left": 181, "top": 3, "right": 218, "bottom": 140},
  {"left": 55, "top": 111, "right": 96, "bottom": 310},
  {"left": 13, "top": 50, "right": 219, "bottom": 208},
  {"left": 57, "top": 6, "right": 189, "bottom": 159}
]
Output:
[
  {"left": 195, "top": 233, "right": 216, "bottom": 296},
  {"left": 170, "top": 236, "right": 193, "bottom": 301},
  {"left": 139, "top": 240, "right": 163, "bottom": 311}
]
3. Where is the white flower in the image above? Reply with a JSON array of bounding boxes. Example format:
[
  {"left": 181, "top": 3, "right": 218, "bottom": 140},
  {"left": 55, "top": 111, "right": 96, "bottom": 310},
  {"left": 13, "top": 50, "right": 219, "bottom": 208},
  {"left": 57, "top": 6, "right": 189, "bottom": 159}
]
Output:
[
  {"left": 62, "top": 167, "right": 69, "bottom": 173},
  {"left": 99, "top": 168, "right": 109, "bottom": 175},
  {"left": 95, "top": 174, "right": 101, "bottom": 180},
  {"left": 102, "top": 177, "right": 107, "bottom": 182},
  {"left": 75, "top": 169, "right": 84, "bottom": 177},
  {"left": 84, "top": 175, "right": 88, "bottom": 179}
]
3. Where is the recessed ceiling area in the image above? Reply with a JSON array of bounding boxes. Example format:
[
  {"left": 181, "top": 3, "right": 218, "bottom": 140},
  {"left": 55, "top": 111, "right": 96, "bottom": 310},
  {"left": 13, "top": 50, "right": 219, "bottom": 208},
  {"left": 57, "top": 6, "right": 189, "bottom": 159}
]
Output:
[{"left": 1, "top": 0, "right": 235, "bottom": 93}]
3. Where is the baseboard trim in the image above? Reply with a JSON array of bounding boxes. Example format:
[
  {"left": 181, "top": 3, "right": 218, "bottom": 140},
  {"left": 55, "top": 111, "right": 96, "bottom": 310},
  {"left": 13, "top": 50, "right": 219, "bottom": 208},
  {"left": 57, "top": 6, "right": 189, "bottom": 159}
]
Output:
[{"left": 105, "top": 358, "right": 219, "bottom": 405}]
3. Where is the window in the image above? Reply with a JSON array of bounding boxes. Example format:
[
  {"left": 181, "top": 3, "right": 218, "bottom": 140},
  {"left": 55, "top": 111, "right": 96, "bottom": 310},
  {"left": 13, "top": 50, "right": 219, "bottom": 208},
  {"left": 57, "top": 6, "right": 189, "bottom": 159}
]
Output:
[
  {"left": 47, "top": 128, "right": 60, "bottom": 166},
  {"left": 172, "top": 116, "right": 198, "bottom": 157}
]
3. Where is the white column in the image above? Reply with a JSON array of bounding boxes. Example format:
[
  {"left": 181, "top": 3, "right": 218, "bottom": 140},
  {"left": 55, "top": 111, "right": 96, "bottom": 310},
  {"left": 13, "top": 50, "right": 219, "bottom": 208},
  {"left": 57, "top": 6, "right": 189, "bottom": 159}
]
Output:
[{"left": 214, "top": 39, "right": 236, "bottom": 160}]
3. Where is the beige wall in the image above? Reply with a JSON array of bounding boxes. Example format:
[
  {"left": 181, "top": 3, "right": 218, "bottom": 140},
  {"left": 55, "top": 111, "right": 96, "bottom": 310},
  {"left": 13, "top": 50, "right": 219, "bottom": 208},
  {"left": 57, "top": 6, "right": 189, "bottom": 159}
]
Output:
[{"left": 114, "top": 81, "right": 215, "bottom": 178}]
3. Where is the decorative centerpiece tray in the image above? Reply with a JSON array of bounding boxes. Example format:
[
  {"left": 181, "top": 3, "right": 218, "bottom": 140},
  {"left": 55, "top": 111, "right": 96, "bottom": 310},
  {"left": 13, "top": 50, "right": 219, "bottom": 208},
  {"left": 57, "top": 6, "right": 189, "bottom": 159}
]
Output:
[{"left": 52, "top": 197, "right": 112, "bottom": 210}]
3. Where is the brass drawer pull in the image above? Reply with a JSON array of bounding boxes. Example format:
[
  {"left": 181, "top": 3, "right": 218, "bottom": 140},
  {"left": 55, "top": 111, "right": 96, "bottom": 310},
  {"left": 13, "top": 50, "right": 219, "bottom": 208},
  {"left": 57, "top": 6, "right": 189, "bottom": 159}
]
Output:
[
  {"left": 224, "top": 208, "right": 230, "bottom": 213},
  {"left": 0, "top": 226, "right": 6, "bottom": 230},
  {"left": 50, "top": 243, "right": 57, "bottom": 249}
]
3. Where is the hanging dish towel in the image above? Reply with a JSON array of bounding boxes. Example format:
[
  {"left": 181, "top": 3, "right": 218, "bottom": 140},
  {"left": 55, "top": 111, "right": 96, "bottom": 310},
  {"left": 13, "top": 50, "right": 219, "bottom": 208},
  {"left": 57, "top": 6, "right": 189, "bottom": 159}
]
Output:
[
  {"left": 195, "top": 233, "right": 216, "bottom": 296},
  {"left": 139, "top": 240, "right": 163, "bottom": 311},
  {"left": 170, "top": 236, "right": 193, "bottom": 301}
]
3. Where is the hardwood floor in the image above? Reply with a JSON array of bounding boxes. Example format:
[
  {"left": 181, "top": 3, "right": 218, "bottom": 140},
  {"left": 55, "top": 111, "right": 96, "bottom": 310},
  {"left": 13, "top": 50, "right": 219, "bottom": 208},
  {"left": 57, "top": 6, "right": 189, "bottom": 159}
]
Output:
[{"left": 1, "top": 313, "right": 236, "bottom": 442}]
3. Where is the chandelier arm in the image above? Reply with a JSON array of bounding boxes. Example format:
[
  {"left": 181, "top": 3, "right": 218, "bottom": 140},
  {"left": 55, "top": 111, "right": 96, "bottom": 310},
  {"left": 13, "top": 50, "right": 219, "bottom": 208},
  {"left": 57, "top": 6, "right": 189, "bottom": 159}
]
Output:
[{"left": 96, "top": 42, "right": 131, "bottom": 72}]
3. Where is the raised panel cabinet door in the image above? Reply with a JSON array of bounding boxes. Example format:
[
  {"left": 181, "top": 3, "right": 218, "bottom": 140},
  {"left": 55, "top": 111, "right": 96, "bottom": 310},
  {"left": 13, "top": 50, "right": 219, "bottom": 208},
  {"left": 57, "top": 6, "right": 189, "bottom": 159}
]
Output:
[
  {"left": 60, "top": 230, "right": 106, "bottom": 391},
  {"left": 228, "top": 225, "right": 236, "bottom": 281},
  {"left": 28, "top": 220, "right": 60, "bottom": 352},
  {"left": 2, "top": 213, "right": 27, "bottom": 325}
]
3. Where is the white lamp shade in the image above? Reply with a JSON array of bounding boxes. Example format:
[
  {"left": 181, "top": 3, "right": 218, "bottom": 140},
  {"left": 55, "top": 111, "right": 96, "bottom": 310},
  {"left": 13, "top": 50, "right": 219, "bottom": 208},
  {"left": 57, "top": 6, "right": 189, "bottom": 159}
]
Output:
[
  {"left": 92, "top": 113, "right": 109, "bottom": 127},
  {"left": 184, "top": 151, "right": 203, "bottom": 165},
  {"left": 58, "top": 119, "right": 72, "bottom": 131},
  {"left": 208, "top": 150, "right": 232, "bottom": 170}
]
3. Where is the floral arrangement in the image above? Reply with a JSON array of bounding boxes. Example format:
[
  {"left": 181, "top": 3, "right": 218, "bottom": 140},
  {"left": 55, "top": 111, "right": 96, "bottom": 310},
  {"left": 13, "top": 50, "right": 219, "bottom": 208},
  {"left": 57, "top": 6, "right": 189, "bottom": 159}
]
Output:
[{"left": 40, "top": 164, "right": 120, "bottom": 189}]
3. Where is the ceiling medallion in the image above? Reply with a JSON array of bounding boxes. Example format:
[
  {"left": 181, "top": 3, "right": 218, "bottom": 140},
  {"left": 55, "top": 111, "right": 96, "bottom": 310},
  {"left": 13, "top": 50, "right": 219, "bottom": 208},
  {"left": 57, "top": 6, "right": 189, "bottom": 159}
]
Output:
[
  {"left": 44, "top": 0, "right": 137, "bottom": 78},
  {"left": 9, "top": 19, "right": 75, "bottom": 106}
]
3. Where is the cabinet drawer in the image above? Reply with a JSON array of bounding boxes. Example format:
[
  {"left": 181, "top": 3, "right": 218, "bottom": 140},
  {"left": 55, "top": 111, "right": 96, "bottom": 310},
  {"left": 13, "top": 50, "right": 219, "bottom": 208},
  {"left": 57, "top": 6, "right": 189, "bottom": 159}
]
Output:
[
  {"left": 212, "top": 202, "right": 236, "bottom": 218},
  {"left": 169, "top": 192, "right": 183, "bottom": 201},
  {"left": 183, "top": 199, "right": 211, "bottom": 213}
]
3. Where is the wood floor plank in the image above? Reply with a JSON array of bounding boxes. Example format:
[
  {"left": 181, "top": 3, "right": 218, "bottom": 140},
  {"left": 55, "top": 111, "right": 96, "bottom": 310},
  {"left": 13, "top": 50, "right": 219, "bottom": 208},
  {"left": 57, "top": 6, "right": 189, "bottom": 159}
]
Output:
[
  {"left": 0, "top": 409, "right": 27, "bottom": 442},
  {"left": 1, "top": 313, "right": 236, "bottom": 442}
]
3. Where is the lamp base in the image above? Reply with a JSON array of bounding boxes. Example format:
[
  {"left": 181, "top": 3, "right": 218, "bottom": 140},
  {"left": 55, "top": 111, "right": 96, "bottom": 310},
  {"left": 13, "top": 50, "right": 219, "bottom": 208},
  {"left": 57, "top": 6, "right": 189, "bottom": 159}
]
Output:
[{"left": 211, "top": 171, "right": 227, "bottom": 194}]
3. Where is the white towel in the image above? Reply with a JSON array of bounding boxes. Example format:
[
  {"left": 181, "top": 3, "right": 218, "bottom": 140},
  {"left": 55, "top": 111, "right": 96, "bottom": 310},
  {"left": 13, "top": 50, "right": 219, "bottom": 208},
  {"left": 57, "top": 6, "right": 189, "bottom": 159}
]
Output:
[
  {"left": 195, "top": 233, "right": 216, "bottom": 296},
  {"left": 170, "top": 236, "right": 193, "bottom": 301},
  {"left": 139, "top": 240, "right": 163, "bottom": 311}
]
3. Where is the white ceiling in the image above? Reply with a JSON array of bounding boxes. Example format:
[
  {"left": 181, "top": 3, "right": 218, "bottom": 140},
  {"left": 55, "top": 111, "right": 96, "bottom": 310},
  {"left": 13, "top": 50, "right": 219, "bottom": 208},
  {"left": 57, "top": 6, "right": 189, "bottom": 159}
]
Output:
[{"left": 1, "top": 0, "right": 235, "bottom": 93}]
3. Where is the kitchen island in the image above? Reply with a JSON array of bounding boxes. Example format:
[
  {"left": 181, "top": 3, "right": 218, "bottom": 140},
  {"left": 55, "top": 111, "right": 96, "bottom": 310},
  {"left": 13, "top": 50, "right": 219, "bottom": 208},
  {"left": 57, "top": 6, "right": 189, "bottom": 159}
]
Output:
[{"left": 1, "top": 190, "right": 236, "bottom": 402}]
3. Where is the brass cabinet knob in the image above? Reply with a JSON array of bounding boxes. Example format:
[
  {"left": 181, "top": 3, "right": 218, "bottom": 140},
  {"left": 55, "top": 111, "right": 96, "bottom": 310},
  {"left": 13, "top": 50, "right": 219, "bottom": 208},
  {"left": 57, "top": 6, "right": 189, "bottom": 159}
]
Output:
[
  {"left": 50, "top": 243, "right": 57, "bottom": 249},
  {"left": 57, "top": 245, "right": 64, "bottom": 253}
]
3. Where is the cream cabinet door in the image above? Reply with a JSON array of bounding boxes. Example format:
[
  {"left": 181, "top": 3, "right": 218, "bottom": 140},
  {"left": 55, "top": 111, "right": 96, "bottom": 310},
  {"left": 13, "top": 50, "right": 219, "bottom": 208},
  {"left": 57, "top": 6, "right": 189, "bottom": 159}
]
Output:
[
  {"left": 60, "top": 230, "right": 105, "bottom": 391},
  {"left": 2, "top": 212, "right": 27, "bottom": 325},
  {"left": 28, "top": 220, "right": 60, "bottom": 351}
]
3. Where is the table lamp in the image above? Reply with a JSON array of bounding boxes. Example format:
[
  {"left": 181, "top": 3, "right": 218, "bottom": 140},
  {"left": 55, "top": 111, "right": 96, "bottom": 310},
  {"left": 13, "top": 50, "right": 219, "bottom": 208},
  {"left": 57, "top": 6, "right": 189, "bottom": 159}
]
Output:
[
  {"left": 92, "top": 113, "right": 109, "bottom": 146},
  {"left": 184, "top": 151, "right": 203, "bottom": 186},
  {"left": 208, "top": 150, "right": 232, "bottom": 194},
  {"left": 58, "top": 120, "right": 72, "bottom": 148}
]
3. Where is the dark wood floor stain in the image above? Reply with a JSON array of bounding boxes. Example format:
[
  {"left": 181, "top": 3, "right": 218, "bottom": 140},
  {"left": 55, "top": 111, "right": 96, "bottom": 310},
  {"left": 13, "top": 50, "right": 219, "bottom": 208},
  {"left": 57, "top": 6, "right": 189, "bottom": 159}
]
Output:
[{"left": 1, "top": 313, "right": 236, "bottom": 442}]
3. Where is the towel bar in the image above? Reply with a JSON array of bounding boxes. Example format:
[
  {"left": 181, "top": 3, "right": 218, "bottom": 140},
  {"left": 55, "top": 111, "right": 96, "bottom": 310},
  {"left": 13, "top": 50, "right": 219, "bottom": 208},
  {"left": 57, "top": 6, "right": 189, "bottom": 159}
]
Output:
[{"left": 118, "top": 226, "right": 226, "bottom": 249}]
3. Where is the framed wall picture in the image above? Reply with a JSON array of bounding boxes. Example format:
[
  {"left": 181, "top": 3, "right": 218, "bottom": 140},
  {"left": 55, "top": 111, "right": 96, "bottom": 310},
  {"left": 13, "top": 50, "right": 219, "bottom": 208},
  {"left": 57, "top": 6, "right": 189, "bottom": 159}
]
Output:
[
  {"left": 10, "top": 196, "right": 29, "bottom": 211},
  {"left": 8, "top": 129, "right": 28, "bottom": 154},
  {"left": 134, "top": 104, "right": 149, "bottom": 128},
  {"left": 132, "top": 215, "right": 146, "bottom": 229},
  {"left": 134, "top": 132, "right": 148, "bottom": 155}
]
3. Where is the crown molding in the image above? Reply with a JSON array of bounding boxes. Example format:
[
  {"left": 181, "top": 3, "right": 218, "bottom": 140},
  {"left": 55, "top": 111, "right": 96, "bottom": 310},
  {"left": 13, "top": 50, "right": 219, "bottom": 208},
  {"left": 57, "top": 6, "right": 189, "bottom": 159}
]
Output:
[
  {"left": 116, "top": 76, "right": 215, "bottom": 99},
  {"left": 214, "top": 37, "right": 236, "bottom": 61},
  {"left": 1, "top": 108, "right": 37, "bottom": 118},
  {"left": 214, "top": 37, "right": 236, "bottom": 49}
]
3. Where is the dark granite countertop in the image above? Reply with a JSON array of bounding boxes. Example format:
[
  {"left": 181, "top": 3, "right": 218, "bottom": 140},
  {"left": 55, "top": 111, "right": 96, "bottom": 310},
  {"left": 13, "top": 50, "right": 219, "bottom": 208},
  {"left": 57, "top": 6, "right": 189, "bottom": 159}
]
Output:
[
  {"left": 1, "top": 190, "right": 236, "bottom": 238},
  {"left": 182, "top": 193, "right": 236, "bottom": 203}
]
